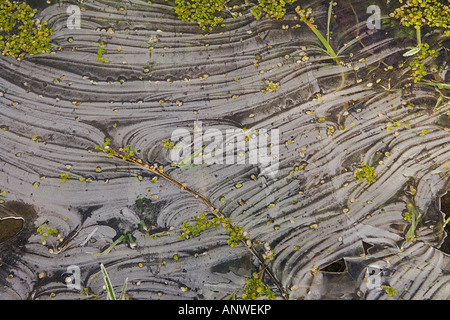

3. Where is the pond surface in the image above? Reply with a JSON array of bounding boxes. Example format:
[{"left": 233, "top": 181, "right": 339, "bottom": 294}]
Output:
[{"left": 0, "top": 0, "right": 449, "bottom": 300}]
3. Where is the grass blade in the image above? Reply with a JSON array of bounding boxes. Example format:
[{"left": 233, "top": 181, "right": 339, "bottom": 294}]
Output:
[
  {"left": 417, "top": 82, "right": 450, "bottom": 89},
  {"left": 179, "top": 146, "right": 205, "bottom": 167},
  {"left": 403, "top": 46, "right": 421, "bottom": 57},
  {"left": 224, "top": 288, "right": 239, "bottom": 300},
  {"left": 405, "top": 203, "right": 421, "bottom": 242},
  {"left": 100, "top": 263, "right": 116, "bottom": 300},
  {"left": 118, "top": 277, "right": 128, "bottom": 300},
  {"left": 443, "top": 217, "right": 450, "bottom": 229},
  {"left": 434, "top": 95, "right": 443, "bottom": 110},
  {"left": 327, "top": 1, "right": 333, "bottom": 43},
  {"left": 87, "top": 235, "right": 126, "bottom": 256},
  {"left": 302, "top": 19, "right": 338, "bottom": 61}
]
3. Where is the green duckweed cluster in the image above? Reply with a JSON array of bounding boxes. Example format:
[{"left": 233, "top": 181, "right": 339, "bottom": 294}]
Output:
[
  {"left": 96, "top": 138, "right": 135, "bottom": 161},
  {"left": 263, "top": 80, "right": 281, "bottom": 93},
  {"left": 97, "top": 41, "right": 108, "bottom": 63},
  {"left": 250, "top": 0, "right": 297, "bottom": 20},
  {"left": 390, "top": 0, "right": 450, "bottom": 82},
  {"left": 37, "top": 223, "right": 58, "bottom": 244},
  {"left": 242, "top": 272, "right": 276, "bottom": 300},
  {"left": 174, "top": 0, "right": 297, "bottom": 30},
  {"left": 408, "top": 60, "right": 428, "bottom": 82},
  {"left": 354, "top": 162, "right": 376, "bottom": 184},
  {"left": 178, "top": 213, "right": 248, "bottom": 247},
  {"left": 0, "top": 0, "right": 53, "bottom": 59},
  {"left": 95, "top": 138, "right": 115, "bottom": 157},
  {"left": 119, "top": 144, "right": 136, "bottom": 161},
  {"left": 60, "top": 172, "right": 72, "bottom": 182},
  {"left": 381, "top": 285, "right": 397, "bottom": 297},
  {"left": 162, "top": 139, "right": 174, "bottom": 149},
  {"left": 389, "top": 0, "right": 450, "bottom": 31},
  {"left": 174, "top": 0, "right": 226, "bottom": 30}
]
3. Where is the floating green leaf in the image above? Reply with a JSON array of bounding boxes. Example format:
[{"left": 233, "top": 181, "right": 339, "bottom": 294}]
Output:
[{"left": 403, "top": 46, "right": 421, "bottom": 57}]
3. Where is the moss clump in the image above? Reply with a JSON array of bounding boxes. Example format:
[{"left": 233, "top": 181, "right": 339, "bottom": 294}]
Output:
[{"left": 0, "top": 0, "right": 53, "bottom": 60}]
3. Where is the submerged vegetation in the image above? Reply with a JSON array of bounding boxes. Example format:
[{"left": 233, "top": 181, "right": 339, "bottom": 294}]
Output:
[
  {"left": 0, "top": 0, "right": 53, "bottom": 59},
  {"left": 174, "top": 0, "right": 298, "bottom": 30},
  {"left": 178, "top": 213, "right": 249, "bottom": 247},
  {"left": 95, "top": 138, "right": 287, "bottom": 299},
  {"left": 250, "top": 0, "right": 297, "bottom": 20},
  {"left": 242, "top": 272, "right": 276, "bottom": 300},
  {"left": 354, "top": 163, "right": 376, "bottom": 184},
  {"left": 37, "top": 223, "right": 58, "bottom": 245},
  {"left": 390, "top": 0, "right": 450, "bottom": 83},
  {"left": 403, "top": 202, "right": 422, "bottom": 242},
  {"left": 295, "top": 2, "right": 338, "bottom": 62},
  {"left": 174, "top": 0, "right": 227, "bottom": 30}
]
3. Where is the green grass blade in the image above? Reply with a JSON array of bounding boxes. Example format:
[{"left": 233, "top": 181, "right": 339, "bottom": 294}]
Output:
[
  {"left": 405, "top": 204, "right": 421, "bottom": 242},
  {"left": 224, "top": 288, "right": 239, "bottom": 300},
  {"left": 417, "top": 82, "right": 450, "bottom": 89},
  {"left": 311, "top": 27, "right": 337, "bottom": 60},
  {"left": 139, "top": 220, "right": 148, "bottom": 232},
  {"left": 443, "top": 217, "right": 450, "bottom": 229},
  {"left": 327, "top": 1, "right": 333, "bottom": 43},
  {"left": 434, "top": 95, "right": 443, "bottom": 110},
  {"left": 405, "top": 211, "right": 416, "bottom": 242},
  {"left": 415, "top": 26, "right": 421, "bottom": 46},
  {"left": 118, "top": 278, "right": 128, "bottom": 300},
  {"left": 302, "top": 19, "right": 337, "bottom": 61},
  {"left": 403, "top": 46, "right": 421, "bottom": 57},
  {"left": 87, "top": 235, "right": 126, "bottom": 256},
  {"left": 179, "top": 146, "right": 205, "bottom": 167},
  {"left": 100, "top": 263, "right": 116, "bottom": 300},
  {"left": 311, "top": 44, "right": 332, "bottom": 55}
]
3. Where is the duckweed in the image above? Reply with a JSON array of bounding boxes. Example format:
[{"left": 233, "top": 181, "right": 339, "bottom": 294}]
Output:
[
  {"left": 0, "top": 0, "right": 53, "bottom": 59},
  {"left": 354, "top": 163, "right": 376, "bottom": 184}
]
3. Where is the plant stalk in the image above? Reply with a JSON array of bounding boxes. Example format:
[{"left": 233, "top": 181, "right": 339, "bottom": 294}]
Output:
[{"left": 415, "top": 26, "right": 421, "bottom": 46}]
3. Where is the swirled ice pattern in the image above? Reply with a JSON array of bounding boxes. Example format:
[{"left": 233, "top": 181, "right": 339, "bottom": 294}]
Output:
[{"left": 0, "top": 0, "right": 449, "bottom": 300}]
